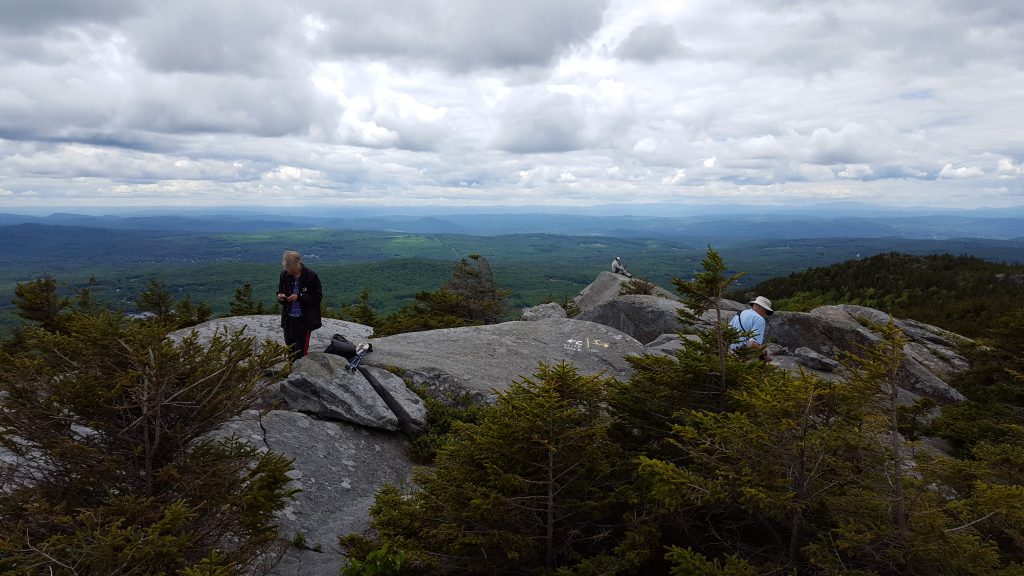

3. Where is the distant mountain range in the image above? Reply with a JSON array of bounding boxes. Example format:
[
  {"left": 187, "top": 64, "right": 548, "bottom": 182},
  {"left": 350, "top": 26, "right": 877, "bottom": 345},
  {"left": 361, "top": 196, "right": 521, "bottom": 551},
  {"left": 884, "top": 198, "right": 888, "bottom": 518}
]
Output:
[{"left": 1, "top": 207, "right": 1022, "bottom": 241}]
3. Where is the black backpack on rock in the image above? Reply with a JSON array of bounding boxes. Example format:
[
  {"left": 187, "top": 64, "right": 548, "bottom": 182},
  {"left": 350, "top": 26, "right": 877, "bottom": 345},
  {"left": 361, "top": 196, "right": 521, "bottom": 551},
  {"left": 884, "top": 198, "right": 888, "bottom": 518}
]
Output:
[{"left": 324, "top": 333, "right": 357, "bottom": 359}]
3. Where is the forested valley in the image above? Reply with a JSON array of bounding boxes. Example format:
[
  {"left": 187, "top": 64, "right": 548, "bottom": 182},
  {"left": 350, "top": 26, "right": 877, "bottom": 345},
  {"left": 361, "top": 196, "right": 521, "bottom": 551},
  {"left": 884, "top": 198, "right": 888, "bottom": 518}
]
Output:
[
  {"left": 737, "top": 252, "right": 1024, "bottom": 338},
  {"left": 3, "top": 222, "right": 1024, "bottom": 337}
]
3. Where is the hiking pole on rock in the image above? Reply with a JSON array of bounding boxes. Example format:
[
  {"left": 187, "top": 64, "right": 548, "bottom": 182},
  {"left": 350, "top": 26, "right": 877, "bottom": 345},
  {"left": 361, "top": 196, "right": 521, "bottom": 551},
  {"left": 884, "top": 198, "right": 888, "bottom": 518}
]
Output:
[{"left": 347, "top": 342, "right": 372, "bottom": 371}]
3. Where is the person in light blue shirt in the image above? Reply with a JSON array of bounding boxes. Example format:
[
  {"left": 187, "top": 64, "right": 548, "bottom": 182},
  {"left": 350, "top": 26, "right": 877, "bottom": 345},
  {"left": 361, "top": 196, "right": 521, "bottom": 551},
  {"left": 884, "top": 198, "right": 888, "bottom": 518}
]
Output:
[{"left": 729, "top": 295, "right": 773, "bottom": 361}]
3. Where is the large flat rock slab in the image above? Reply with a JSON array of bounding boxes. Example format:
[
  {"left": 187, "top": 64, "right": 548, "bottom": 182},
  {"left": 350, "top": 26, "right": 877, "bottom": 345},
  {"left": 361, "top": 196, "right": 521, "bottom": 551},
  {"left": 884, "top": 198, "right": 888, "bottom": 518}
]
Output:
[
  {"left": 216, "top": 410, "right": 413, "bottom": 576},
  {"left": 168, "top": 315, "right": 373, "bottom": 353},
  {"left": 365, "top": 318, "right": 645, "bottom": 400}
]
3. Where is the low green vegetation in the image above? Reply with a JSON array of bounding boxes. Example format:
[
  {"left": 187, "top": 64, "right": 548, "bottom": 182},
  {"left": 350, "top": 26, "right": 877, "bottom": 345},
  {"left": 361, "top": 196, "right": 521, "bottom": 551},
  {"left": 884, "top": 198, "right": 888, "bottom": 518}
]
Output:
[{"left": 0, "top": 304, "right": 296, "bottom": 573}]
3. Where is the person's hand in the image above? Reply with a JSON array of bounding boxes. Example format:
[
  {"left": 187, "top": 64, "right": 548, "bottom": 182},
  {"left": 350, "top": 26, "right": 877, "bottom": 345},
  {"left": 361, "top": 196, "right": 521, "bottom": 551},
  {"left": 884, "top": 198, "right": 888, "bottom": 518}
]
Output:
[
  {"left": 277, "top": 293, "right": 286, "bottom": 301},
  {"left": 286, "top": 294, "right": 299, "bottom": 302}
]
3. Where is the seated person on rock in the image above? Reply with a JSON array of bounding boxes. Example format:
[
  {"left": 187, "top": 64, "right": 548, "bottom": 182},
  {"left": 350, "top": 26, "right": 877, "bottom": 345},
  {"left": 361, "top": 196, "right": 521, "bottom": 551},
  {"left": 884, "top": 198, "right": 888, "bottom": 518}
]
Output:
[
  {"left": 729, "top": 295, "right": 773, "bottom": 362},
  {"left": 611, "top": 256, "right": 633, "bottom": 278}
]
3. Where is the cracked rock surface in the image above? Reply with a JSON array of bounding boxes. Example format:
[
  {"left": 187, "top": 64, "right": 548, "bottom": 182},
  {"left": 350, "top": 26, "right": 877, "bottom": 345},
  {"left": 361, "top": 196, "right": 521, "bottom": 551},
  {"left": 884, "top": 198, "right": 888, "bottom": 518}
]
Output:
[
  {"left": 216, "top": 410, "right": 413, "bottom": 576},
  {"left": 364, "top": 318, "right": 646, "bottom": 400}
]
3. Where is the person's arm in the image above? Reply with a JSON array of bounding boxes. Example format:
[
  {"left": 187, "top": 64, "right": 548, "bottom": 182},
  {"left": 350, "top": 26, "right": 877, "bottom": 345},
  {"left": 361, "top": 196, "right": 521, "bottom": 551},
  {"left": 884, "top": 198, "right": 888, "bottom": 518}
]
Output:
[
  {"left": 276, "top": 271, "right": 288, "bottom": 304},
  {"left": 302, "top": 270, "right": 323, "bottom": 308}
]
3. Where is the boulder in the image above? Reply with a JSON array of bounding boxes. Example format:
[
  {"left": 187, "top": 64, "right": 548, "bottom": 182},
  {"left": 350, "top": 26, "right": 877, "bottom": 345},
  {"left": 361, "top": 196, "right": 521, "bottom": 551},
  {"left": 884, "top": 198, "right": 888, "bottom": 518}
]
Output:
[
  {"left": 365, "top": 319, "right": 645, "bottom": 401},
  {"left": 281, "top": 353, "right": 399, "bottom": 431},
  {"left": 645, "top": 333, "right": 699, "bottom": 358},
  {"left": 521, "top": 302, "right": 567, "bottom": 321},
  {"left": 360, "top": 366, "right": 428, "bottom": 435},
  {"left": 769, "top": 310, "right": 876, "bottom": 358},
  {"left": 770, "top": 354, "right": 845, "bottom": 383},
  {"left": 572, "top": 271, "right": 677, "bottom": 311},
  {"left": 769, "top": 308, "right": 967, "bottom": 404},
  {"left": 832, "top": 307, "right": 970, "bottom": 380},
  {"left": 576, "top": 295, "right": 687, "bottom": 344},
  {"left": 215, "top": 410, "right": 413, "bottom": 576},
  {"left": 794, "top": 347, "right": 840, "bottom": 372},
  {"left": 575, "top": 293, "right": 746, "bottom": 345},
  {"left": 716, "top": 299, "right": 749, "bottom": 313}
]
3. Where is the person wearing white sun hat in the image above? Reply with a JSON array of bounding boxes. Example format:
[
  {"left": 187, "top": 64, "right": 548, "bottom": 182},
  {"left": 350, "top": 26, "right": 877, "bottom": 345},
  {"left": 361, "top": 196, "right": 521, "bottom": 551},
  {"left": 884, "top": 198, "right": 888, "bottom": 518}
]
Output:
[{"left": 729, "top": 295, "right": 774, "bottom": 361}]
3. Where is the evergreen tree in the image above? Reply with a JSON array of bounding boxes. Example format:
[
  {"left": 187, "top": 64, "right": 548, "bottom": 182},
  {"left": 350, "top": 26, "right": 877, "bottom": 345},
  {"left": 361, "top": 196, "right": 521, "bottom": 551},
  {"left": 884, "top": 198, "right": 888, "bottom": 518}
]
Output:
[
  {"left": 136, "top": 278, "right": 212, "bottom": 329},
  {"left": 443, "top": 254, "right": 510, "bottom": 325},
  {"left": 337, "top": 288, "right": 378, "bottom": 327},
  {"left": 229, "top": 283, "right": 266, "bottom": 316},
  {"left": 634, "top": 318, "right": 1023, "bottom": 575},
  {"left": 672, "top": 247, "right": 746, "bottom": 396},
  {"left": 173, "top": 295, "right": 213, "bottom": 328},
  {"left": 0, "top": 310, "right": 296, "bottom": 574},
  {"left": 637, "top": 367, "right": 865, "bottom": 572},
  {"left": 344, "top": 363, "right": 630, "bottom": 574},
  {"left": 74, "top": 275, "right": 102, "bottom": 313},
  {"left": 933, "top": 307, "right": 1024, "bottom": 450},
  {"left": 12, "top": 276, "right": 69, "bottom": 333},
  {"left": 375, "top": 255, "right": 512, "bottom": 336},
  {"left": 137, "top": 278, "right": 175, "bottom": 318},
  {"left": 800, "top": 320, "right": 1013, "bottom": 575},
  {"left": 374, "top": 290, "right": 472, "bottom": 336}
]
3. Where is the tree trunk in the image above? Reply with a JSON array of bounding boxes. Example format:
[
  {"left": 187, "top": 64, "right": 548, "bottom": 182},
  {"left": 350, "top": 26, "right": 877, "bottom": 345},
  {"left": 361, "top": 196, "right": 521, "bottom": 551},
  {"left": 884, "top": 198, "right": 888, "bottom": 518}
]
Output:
[{"left": 546, "top": 448, "right": 555, "bottom": 570}]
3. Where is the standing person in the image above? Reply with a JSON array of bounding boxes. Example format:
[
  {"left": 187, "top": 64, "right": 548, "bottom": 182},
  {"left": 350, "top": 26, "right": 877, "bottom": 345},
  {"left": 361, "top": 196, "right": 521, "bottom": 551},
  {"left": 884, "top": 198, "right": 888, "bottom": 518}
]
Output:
[
  {"left": 729, "top": 295, "right": 773, "bottom": 362},
  {"left": 277, "top": 251, "right": 323, "bottom": 359},
  {"left": 611, "top": 256, "right": 632, "bottom": 278}
]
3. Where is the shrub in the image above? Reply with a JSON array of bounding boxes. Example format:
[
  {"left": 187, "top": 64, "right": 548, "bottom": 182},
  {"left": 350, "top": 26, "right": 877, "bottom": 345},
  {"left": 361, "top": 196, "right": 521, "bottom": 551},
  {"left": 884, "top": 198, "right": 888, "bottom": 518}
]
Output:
[{"left": 0, "top": 309, "right": 296, "bottom": 574}]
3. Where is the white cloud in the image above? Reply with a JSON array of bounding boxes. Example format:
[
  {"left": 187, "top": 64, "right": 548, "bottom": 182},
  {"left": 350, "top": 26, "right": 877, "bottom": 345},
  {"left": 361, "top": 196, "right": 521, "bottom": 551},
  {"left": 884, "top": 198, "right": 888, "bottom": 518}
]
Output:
[
  {"left": 662, "top": 168, "right": 686, "bottom": 185},
  {"left": 0, "top": 0, "right": 1023, "bottom": 209},
  {"left": 997, "top": 157, "right": 1023, "bottom": 177},
  {"left": 837, "top": 164, "right": 875, "bottom": 179},
  {"left": 939, "top": 163, "right": 985, "bottom": 179},
  {"left": 262, "top": 165, "right": 325, "bottom": 183}
]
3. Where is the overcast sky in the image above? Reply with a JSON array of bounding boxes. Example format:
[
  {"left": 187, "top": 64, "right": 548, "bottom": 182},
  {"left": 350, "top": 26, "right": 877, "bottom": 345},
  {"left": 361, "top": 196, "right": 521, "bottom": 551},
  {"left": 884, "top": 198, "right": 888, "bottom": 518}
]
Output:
[{"left": 0, "top": 0, "right": 1022, "bottom": 211}]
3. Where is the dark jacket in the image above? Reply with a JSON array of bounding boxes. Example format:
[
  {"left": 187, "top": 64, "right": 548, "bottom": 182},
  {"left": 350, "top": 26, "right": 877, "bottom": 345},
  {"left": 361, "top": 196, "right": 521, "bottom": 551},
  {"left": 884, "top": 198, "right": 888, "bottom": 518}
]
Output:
[{"left": 277, "top": 266, "right": 323, "bottom": 330}]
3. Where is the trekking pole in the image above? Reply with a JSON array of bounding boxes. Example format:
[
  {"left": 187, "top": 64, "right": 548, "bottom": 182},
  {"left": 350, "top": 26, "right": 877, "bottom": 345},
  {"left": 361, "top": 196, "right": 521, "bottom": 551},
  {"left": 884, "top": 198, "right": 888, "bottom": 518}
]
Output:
[{"left": 347, "top": 343, "right": 372, "bottom": 371}]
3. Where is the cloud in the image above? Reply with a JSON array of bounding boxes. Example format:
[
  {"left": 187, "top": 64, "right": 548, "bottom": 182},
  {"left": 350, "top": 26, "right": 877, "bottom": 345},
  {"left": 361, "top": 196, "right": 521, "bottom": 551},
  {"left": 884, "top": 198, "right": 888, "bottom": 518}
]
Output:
[
  {"left": 808, "top": 124, "right": 874, "bottom": 165},
  {"left": 0, "top": 0, "right": 140, "bottom": 34},
  {"left": 0, "top": 0, "right": 1023, "bottom": 210},
  {"left": 939, "top": 163, "right": 985, "bottom": 179},
  {"left": 311, "top": 0, "right": 609, "bottom": 72},
  {"left": 837, "top": 164, "right": 875, "bottom": 179},
  {"left": 493, "top": 90, "right": 587, "bottom": 153},
  {"left": 129, "top": 0, "right": 295, "bottom": 75},
  {"left": 662, "top": 169, "right": 686, "bottom": 185},
  {"left": 615, "top": 23, "right": 685, "bottom": 62}
]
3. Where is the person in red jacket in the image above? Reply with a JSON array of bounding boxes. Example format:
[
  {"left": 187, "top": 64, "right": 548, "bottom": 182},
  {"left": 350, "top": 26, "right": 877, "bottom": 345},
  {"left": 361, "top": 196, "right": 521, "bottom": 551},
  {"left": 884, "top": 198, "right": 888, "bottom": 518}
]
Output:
[{"left": 276, "top": 251, "right": 323, "bottom": 358}]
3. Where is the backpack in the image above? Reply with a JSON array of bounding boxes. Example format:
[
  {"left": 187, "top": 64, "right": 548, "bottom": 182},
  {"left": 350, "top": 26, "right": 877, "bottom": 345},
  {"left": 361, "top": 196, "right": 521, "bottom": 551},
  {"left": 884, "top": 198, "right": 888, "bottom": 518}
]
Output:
[{"left": 324, "top": 333, "right": 357, "bottom": 359}]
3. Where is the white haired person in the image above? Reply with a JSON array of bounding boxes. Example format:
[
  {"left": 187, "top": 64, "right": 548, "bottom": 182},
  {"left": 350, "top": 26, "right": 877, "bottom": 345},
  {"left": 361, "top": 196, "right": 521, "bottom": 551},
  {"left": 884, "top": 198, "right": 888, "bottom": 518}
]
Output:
[
  {"left": 276, "top": 251, "right": 323, "bottom": 359},
  {"left": 611, "top": 256, "right": 633, "bottom": 278},
  {"left": 729, "top": 295, "right": 773, "bottom": 362}
]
